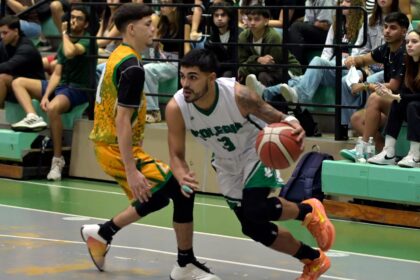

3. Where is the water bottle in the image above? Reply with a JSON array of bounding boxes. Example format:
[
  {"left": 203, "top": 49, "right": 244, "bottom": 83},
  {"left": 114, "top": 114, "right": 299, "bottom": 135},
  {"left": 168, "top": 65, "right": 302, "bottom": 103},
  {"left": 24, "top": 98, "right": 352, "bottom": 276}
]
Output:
[
  {"left": 355, "top": 136, "right": 365, "bottom": 162},
  {"left": 366, "top": 136, "right": 376, "bottom": 159}
]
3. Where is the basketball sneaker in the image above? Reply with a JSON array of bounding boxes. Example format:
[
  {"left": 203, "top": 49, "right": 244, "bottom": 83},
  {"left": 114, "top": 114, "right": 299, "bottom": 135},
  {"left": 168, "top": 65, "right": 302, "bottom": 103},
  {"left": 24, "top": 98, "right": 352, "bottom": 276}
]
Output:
[
  {"left": 297, "top": 250, "right": 330, "bottom": 280},
  {"left": 81, "top": 224, "right": 111, "bottom": 271},
  {"left": 302, "top": 198, "right": 335, "bottom": 252},
  {"left": 170, "top": 260, "right": 221, "bottom": 280}
]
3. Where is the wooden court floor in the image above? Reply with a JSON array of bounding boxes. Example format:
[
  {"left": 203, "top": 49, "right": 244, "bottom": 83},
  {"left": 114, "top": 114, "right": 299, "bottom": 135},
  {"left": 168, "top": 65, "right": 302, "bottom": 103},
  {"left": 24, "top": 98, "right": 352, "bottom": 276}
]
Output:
[{"left": 0, "top": 177, "right": 419, "bottom": 280}]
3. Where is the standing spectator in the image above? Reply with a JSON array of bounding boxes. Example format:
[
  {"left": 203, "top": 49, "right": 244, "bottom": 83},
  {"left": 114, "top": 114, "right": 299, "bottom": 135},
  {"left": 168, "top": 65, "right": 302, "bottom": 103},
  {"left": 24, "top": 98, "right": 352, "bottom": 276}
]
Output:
[
  {"left": 368, "top": 28, "right": 420, "bottom": 167},
  {"left": 205, "top": 1, "right": 241, "bottom": 77},
  {"left": 238, "top": 6, "right": 302, "bottom": 86},
  {"left": 288, "top": 0, "right": 335, "bottom": 66},
  {"left": 0, "top": 15, "right": 44, "bottom": 108},
  {"left": 11, "top": 6, "right": 96, "bottom": 181}
]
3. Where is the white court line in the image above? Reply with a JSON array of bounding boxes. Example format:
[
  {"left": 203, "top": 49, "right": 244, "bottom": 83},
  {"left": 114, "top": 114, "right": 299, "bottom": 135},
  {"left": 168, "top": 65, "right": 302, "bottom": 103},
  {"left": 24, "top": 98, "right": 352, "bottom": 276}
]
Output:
[
  {"left": 2, "top": 178, "right": 419, "bottom": 231},
  {"left": 0, "top": 178, "right": 229, "bottom": 209},
  {"left": 0, "top": 233, "right": 354, "bottom": 280},
  {"left": 1, "top": 203, "right": 419, "bottom": 265}
]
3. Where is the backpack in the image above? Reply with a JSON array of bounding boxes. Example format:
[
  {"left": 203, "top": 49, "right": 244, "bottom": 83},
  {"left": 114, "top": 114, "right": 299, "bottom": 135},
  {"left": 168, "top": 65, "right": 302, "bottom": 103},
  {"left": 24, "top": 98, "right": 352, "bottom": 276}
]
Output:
[{"left": 280, "top": 151, "right": 334, "bottom": 203}]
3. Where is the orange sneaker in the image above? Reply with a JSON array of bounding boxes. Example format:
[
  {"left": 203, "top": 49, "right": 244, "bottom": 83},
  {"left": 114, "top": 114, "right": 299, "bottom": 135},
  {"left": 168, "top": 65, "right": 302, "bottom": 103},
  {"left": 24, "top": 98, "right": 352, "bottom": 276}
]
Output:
[
  {"left": 297, "top": 250, "right": 330, "bottom": 280},
  {"left": 81, "top": 224, "right": 111, "bottom": 271},
  {"left": 302, "top": 198, "right": 335, "bottom": 251}
]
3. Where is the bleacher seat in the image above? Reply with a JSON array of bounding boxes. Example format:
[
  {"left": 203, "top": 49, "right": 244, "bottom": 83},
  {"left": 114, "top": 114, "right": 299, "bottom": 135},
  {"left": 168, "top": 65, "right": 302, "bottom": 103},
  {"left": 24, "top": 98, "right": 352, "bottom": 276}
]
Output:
[
  {"left": 5, "top": 100, "right": 88, "bottom": 130},
  {"left": 158, "top": 77, "right": 178, "bottom": 105},
  {"left": 322, "top": 160, "right": 420, "bottom": 205}
]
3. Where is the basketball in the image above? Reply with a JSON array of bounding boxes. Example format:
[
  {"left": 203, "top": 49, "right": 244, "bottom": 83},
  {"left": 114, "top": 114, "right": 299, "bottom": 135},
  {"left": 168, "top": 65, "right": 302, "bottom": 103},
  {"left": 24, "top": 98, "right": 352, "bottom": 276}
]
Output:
[{"left": 255, "top": 122, "right": 302, "bottom": 169}]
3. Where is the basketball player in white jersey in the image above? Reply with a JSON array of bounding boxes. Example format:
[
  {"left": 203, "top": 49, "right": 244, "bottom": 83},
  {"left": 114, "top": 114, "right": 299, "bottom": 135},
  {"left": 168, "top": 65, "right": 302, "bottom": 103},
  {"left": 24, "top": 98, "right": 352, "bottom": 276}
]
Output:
[{"left": 166, "top": 49, "right": 336, "bottom": 280}]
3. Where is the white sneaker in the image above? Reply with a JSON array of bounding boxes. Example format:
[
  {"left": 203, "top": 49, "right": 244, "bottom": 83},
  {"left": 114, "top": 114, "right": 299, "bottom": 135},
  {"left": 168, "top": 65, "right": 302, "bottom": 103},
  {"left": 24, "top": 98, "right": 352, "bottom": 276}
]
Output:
[
  {"left": 81, "top": 224, "right": 111, "bottom": 272},
  {"left": 170, "top": 261, "right": 221, "bottom": 280},
  {"left": 47, "top": 156, "right": 65, "bottom": 180},
  {"left": 279, "top": 84, "right": 298, "bottom": 103},
  {"left": 367, "top": 150, "right": 396, "bottom": 165},
  {"left": 11, "top": 113, "right": 47, "bottom": 132},
  {"left": 397, "top": 155, "right": 420, "bottom": 168},
  {"left": 245, "top": 74, "right": 266, "bottom": 98}
]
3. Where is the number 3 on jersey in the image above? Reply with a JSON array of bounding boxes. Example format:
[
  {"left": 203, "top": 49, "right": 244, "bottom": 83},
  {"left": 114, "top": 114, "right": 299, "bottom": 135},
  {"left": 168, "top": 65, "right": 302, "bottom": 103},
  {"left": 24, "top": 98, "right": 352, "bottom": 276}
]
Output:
[{"left": 217, "top": 136, "right": 236, "bottom": 152}]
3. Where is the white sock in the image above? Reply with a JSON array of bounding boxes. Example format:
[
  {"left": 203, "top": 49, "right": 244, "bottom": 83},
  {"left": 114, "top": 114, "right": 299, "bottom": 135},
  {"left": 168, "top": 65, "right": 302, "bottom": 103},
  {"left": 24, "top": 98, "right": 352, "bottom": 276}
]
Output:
[
  {"left": 408, "top": 141, "right": 420, "bottom": 160},
  {"left": 384, "top": 135, "right": 396, "bottom": 157},
  {"left": 27, "top": 113, "right": 38, "bottom": 118}
]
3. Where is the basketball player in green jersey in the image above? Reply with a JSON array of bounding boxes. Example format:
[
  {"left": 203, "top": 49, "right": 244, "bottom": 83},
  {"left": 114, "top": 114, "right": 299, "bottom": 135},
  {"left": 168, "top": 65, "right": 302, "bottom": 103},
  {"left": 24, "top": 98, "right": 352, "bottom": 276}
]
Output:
[
  {"left": 166, "top": 48, "right": 336, "bottom": 280},
  {"left": 81, "top": 4, "right": 220, "bottom": 279}
]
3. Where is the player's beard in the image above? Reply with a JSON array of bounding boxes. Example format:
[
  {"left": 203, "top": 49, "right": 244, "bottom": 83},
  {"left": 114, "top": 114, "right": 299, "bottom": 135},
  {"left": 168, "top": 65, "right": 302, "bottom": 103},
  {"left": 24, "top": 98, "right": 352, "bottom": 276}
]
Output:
[{"left": 184, "top": 83, "right": 209, "bottom": 103}]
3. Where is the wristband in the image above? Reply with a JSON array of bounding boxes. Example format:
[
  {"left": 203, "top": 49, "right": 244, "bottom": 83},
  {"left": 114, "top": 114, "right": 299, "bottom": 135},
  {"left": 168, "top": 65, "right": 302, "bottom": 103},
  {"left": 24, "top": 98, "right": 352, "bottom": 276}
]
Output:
[
  {"left": 283, "top": 115, "right": 298, "bottom": 123},
  {"left": 181, "top": 185, "right": 193, "bottom": 194}
]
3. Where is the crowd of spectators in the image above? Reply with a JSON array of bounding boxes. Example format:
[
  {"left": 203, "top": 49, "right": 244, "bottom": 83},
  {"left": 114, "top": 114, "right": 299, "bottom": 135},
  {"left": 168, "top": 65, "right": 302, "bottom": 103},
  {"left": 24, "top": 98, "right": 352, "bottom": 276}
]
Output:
[{"left": 0, "top": 0, "right": 418, "bottom": 180}]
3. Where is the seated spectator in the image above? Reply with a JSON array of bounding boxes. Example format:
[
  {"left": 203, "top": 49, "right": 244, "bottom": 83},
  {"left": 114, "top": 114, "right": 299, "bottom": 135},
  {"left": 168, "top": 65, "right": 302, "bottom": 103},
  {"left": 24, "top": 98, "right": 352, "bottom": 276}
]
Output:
[
  {"left": 96, "top": 0, "right": 131, "bottom": 59},
  {"left": 368, "top": 28, "right": 420, "bottom": 167},
  {"left": 5, "top": 0, "right": 42, "bottom": 39},
  {"left": 238, "top": 0, "right": 264, "bottom": 28},
  {"left": 288, "top": 0, "right": 335, "bottom": 66},
  {"left": 238, "top": 6, "right": 302, "bottom": 86},
  {"left": 50, "top": 0, "right": 101, "bottom": 35},
  {"left": 340, "top": 12, "right": 409, "bottom": 161},
  {"left": 11, "top": 6, "right": 96, "bottom": 181},
  {"left": 366, "top": 0, "right": 412, "bottom": 20},
  {"left": 0, "top": 15, "right": 45, "bottom": 107},
  {"left": 144, "top": 0, "right": 186, "bottom": 123},
  {"left": 339, "top": 0, "right": 402, "bottom": 126},
  {"left": 246, "top": 0, "right": 364, "bottom": 105},
  {"left": 265, "top": 0, "right": 305, "bottom": 31},
  {"left": 205, "top": 2, "right": 241, "bottom": 77}
]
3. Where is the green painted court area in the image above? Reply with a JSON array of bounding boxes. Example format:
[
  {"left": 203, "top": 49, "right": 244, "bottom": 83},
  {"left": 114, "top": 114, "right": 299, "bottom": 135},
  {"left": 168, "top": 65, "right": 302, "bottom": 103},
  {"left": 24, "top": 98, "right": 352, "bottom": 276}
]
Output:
[{"left": 0, "top": 177, "right": 419, "bottom": 280}]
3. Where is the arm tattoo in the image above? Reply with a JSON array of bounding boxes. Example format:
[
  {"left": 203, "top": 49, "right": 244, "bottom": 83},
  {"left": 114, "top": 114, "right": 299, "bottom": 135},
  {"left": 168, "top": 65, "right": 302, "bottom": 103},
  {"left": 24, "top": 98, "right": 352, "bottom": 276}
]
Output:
[{"left": 237, "top": 85, "right": 284, "bottom": 123}]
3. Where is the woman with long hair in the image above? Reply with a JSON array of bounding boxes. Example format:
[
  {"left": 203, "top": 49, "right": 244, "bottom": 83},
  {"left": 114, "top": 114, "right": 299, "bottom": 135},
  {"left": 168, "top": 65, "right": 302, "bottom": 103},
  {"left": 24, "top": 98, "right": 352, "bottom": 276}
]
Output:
[
  {"left": 144, "top": 0, "right": 187, "bottom": 123},
  {"left": 96, "top": 0, "right": 131, "bottom": 58},
  {"left": 365, "top": 0, "right": 411, "bottom": 20},
  {"left": 355, "top": 0, "right": 402, "bottom": 56},
  {"left": 368, "top": 27, "right": 420, "bottom": 167}
]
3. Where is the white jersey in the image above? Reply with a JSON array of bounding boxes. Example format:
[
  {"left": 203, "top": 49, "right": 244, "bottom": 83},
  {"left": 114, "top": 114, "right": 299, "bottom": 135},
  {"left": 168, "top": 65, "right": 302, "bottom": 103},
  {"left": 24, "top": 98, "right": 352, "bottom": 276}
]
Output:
[
  {"left": 174, "top": 78, "right": 282, "bottom": 201},
  {"left": 174, "top": 78, "right": 266, "bottom": 159}
]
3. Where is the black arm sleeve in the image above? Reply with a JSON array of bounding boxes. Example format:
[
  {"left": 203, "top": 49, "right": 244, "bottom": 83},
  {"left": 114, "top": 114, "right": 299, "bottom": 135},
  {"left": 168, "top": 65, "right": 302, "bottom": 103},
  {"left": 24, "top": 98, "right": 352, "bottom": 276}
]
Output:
[{"left": 116, "top": 58, "right": 145, "bottom": 108}]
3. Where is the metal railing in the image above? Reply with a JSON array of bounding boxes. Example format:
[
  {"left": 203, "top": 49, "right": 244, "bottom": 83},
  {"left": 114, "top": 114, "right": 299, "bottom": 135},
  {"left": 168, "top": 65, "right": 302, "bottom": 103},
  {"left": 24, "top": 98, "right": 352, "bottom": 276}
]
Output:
[{"left": 3, "top": 2, "right": 368, "bottom": 139}]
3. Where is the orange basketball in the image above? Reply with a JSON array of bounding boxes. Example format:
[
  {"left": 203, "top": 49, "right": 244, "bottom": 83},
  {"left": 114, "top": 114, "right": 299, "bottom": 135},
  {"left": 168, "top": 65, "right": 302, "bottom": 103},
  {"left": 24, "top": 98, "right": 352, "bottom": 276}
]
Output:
[{"left": 255, "top": 122, "right": 302, "bottom": 169}]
